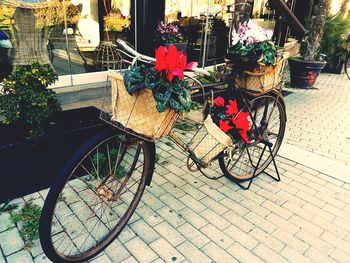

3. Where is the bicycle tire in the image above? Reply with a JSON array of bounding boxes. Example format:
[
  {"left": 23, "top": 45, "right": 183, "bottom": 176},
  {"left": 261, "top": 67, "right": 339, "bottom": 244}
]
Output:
[
  {"left": 39, "top": 128, "right": 154, "bottom": 262},
  {"left": 345, "top": 56, "right": 350, "bottom": 80},
  {"left": 219, "top": 91, "right": 286, "bottom": 182}
]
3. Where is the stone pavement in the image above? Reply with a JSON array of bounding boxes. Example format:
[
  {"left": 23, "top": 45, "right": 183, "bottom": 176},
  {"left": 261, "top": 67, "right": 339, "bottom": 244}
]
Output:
[{"left": 0, "top": 73, "right": 350, "bottom": 263}]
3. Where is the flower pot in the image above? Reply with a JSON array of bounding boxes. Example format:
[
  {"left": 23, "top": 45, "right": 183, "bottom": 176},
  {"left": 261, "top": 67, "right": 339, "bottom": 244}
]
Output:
[
  {"left": 288, "top": 57, "right": 327, "bottom": 88},
  {"left": 165, "top": 42, "right": 187, "bottom": 55},
  {"left": 0, "top": 107, "right": 107, "bottom": 203}
]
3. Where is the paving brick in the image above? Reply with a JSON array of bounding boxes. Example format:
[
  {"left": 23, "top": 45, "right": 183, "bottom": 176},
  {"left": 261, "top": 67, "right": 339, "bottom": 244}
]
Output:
[
  {"left": 320, "top": 231, "right": 350, "bottom": 255},
  {"left": 199, "top": 208, "right": 230, "bottom": 230},
  {"left": 149, "top": 238, "right": 184, "bottom": 263},
  {"left": 177, "top": 223, "right": 209, "bottom": 248},
  {"left": 198, "top": 185, "right": 225, "bottom": 201},
  {"left": 178, "top": 207, "right": 208, "bottom": 229},
  {"left": 200, "top": 224, "right": 234, "bottom": 250},
  {"left": 280, "top": 246, "right": 313, "bottom": 263},
  {"left": 147, "top": 183, "right": 167, "bottom": 197},
  {"left": 178, "top": 195, "right": 206, "bottom": 214},
  {"left": 220, "top": 198, "right": 249, "bottom": 216},
  {"left": 130, "top": 219, "right": 160, "bottom": 244},
  {"left": 120, "top": 256, "right": 139, "bottom": 263},
  {"left": 311, "top": 215, "right": 347, "bottom": 239},
  {"left": 227, "top": 242, "right": 265, "bottom": 263},
  {"left": 261, "top": 200, "right": 293, "bottom": 220},
  {"left": 272, "top": 229, "right": 309, "bottom": 254},
  {"left": 161, "top": 182, "right": 186, "bottom": 199},
  {"left": 0, "top": 213, "right": 12, "bottom": 233},
  {"left": 288, "top": 215, "right": 324, "bottom": 237},
  {"left": 105, "top": 240, "right": 130, "bottom": 262},
  {"left": 34, "top": 254, "right": 51, "bottom": 263},
  {"left": 224, "top": 225, "right": 259, "bottom": 251},
  {"left": 281, "top": 201, "right": 314, "bottom": 221},
  {"left": 243, "top": 211, "right": 276, "bottom": 234},
  {"left": 222, "top": 210, "right": 254, "bottom": 233},
  {"left": 142, "top": 192, "right": 166, "bottom": 210},
  {"left": 154, "top": 221, "right": 185, "bottom": 247},
  {"left": 179, "top": 184, "right": 206, "bottom": 200},
  {"left": 216, "top": 185, "right": 245, "bottom": 202},
  {"left": 156, "top": 206, "right": 186, "bottom": 228},
  {"left": 91, "top": 254, "right": 113, "bottom": 263},
  {"left": 136, "top": 205, "right": 164, "bottom": 227},
  {"left": 304, "top": 247, "right": 337, "bottom": 263},
  {"left": 117, "top": 225, "right": 136, "bottom": 243},
  {"left": 323, "top": 203, "right": 350, "bottom": 222},
  {"left": 249, "top": 227, "right": 284, "bottom": 253},
  {"left": 295, "top": 230, "right": 333, "bottom": 255},
  {"left": 256, "top": 188, "right": 286, "bottom": 205},
  {"left": 239, "top": 198, "right": 271, "bottom": 218},
  {"left": 151, "top": 258, "right": 165, "bottom": 263},
  {"left": 0, "top": 228, "right": 24, "bottom": 255},
  {"left": 125, "top": 237, "right": 158, "bottom": 263},
  {"left": 265, "top": 213, "right": 299, "bottom": 235},
  {"left": 201, "top": 242, "right": 239, "bottom": 263},
  {"left": 330, "top": 248, "right": 350, "bottom": 263},
  {"left": 176, "top": 241, "right": 212, "bottom": 263},
  {"left": 199, "top": 196, "right": 228, "bottom": 215},
  {"left": 159, "top": 194, "right": 185, "bottom": 212},
  {"left": 253, "top": 243, "right": 289, "bottom": 263}
]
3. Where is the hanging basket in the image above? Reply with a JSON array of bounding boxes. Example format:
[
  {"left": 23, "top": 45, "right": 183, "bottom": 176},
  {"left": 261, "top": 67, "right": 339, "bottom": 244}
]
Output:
[
  {"left": 94, "top": 41, "right": 121, "bottom": 71},
  {"left": 187, "top": 115, "right": 233, "bottom": 166},
  {"left": 230, "top": 58, "right": 286, "bottom": 93},
  {"left": 105, "top": 71, "right": 180, "bottom": 141}
]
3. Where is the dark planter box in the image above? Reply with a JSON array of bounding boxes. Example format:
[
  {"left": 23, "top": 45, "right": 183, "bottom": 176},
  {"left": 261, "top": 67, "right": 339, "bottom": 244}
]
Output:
[
  {"left": 0, "top": 107, "right": 107, "bottom": 203},
  {"left": 288, "top": 57, "right": 327, "bottom": 88}
]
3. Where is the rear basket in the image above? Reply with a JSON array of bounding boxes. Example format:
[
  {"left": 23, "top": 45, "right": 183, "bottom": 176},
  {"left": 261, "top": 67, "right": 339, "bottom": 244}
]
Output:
[
  {"left": 101, "top": 71, "right": 180, "bottom": 141},
  {"left": 231, "top": 59, "right": 286, "bottom": 93},
  {"left": 188, "top": 115, "right": 233, "bottom": 166}
]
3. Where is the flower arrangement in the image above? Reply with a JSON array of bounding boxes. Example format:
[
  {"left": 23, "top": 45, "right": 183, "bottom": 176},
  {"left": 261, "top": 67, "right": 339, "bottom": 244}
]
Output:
[
  {"left": 227, "top": 20, "right": 277, "bottom": 66},
  {"left": 154, "top": 21, "right": 184, "bottom": 45},
  {"left": 210, "top": 96, "right": 251, "bottom": 144},
  {"left": 124, "top": 44, "right": 197, "bottom": 113}
]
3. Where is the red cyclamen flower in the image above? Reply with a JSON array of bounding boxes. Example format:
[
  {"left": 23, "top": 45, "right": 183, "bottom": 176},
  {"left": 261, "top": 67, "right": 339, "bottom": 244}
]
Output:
[
  {"left": 214, "top": 96, "right": 225, "bottom": 107},
  {"left": 219, "top": 120, "right": 233, "bottom": 133},
  {"left": 225, "top": 99, "right": 238, "bottom": 116}
]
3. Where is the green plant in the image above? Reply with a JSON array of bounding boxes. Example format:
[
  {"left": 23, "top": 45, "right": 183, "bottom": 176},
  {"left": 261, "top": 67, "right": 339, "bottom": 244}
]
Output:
[
  {"left": 11, "top": 201, "right": 41, "bottom": 250},
  {"left": 227, "top": 20, "right": 277, "bottom": 66},
  {"left": 301, "top": 0, "right": 327, "bottom": 61},
  {"left": 0, "top": 201, "right": 18, "bottom": 215},
  {"left": 320, "top": 15, "right": 350, "bottom": 69},
  {"left": 0, "top": 61, "right": 61, "bottom": 137},
  {"left": 155, "top": 153, "right": 161, "bottom": 163},
  {"left": 154, "top": 21, "right": 184, "bottom": 45}
]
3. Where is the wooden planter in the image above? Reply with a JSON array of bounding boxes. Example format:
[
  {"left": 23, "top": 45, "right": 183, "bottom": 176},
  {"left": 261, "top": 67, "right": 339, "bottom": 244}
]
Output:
[{"left": 0, "top": 107, "right": 107, "bottom": 203}]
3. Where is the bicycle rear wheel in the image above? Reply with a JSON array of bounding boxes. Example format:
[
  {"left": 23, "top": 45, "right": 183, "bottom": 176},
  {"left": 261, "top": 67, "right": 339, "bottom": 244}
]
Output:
[
  {"left": 219, "top": 91, "right": 286, "bottom": 182},
  {"left": 345, "top": 56, "right": 350, "bottom": 80},
  {"left": 40, "top": 128, "right": 154, "bottom": 262}
]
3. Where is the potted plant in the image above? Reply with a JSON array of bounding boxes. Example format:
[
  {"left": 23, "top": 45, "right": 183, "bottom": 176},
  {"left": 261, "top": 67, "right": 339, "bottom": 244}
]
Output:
[
  {"left": 320, "top": 15, "right": 350, "bottom": 74},
  {"left": 288, "top": 0, "right": 327, "bottom": 88},
  {"left": 226, "top": 20, "right": 284, "bottom": 93},
  {"left": 154, "top": 21, "right": 187, "bottom": 53},
  {"left": 0, "top": 62, "right": 106, "bottom": 203},
  {"left": 108, "top": 44, "right": 196, "bottom": 140}
]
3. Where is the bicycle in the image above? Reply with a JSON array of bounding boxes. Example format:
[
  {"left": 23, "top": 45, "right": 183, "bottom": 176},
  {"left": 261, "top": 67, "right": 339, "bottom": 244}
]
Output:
[{"left": 39, "top": 39, "right": 286, "bottom": 262}]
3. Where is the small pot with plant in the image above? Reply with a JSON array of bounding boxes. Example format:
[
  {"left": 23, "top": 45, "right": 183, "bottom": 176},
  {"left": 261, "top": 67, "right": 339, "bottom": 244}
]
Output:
[
  {"left": 0, "top": 62, "right": 105, "bottom": 202},
  {"left": 288, "top": 0, "right": 327, "bottom": 88},
  {"left": 154, "top": 21, "right": 187, "bottom": 54}
]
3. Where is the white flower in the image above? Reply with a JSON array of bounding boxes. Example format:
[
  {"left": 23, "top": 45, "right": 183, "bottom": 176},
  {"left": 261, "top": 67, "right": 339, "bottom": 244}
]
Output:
[{"left": 231, "top": 29, "right": 240, "bottom": 46}]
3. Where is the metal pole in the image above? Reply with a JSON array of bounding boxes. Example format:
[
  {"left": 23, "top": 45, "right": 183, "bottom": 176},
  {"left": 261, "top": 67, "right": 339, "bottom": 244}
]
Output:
[{"left": 202, "top": 0, "right": 210, "bottom": 68}]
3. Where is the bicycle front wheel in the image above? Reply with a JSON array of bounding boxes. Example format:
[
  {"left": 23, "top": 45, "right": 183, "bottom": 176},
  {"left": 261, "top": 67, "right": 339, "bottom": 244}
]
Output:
[
  {"left": 40, "top": 128, "right": 153, "bottom": 262},
  {"left": 219, "top": 92, "right": 286, "bottom": 182}
]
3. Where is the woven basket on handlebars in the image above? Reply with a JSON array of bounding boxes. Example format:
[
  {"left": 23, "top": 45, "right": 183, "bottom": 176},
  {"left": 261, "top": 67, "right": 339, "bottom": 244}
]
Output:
[
  {"left": 230, "top": 58, "right": 286, "bottom": 93},
  {"left": 188, "top": 115, "right": 233, "bottom": 166},
  {"left": 109, "top": 71, "right": 180, "bottom": 141}
]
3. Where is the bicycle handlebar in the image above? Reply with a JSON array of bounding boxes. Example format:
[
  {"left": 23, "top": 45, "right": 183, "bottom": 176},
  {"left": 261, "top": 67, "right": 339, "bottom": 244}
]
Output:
[{"left": 116, "top": 39, "right": 210, "bottom": 77}]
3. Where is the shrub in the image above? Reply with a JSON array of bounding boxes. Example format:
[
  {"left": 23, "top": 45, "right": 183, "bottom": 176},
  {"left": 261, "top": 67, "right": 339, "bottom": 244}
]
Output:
[{"left": 0, "top": 61, "right": 61, "bottom": 137}]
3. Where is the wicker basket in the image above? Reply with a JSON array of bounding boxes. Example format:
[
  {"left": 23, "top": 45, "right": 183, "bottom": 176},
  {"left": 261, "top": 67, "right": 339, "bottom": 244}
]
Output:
[
  {"left": 187, "top": 115, "right": 233, "bottom": 166},
  {"left": 109, "top": 71, "right": 180, "bottom": 141},
  {"left": 232, "top": 59, "right": 286, "bottom": 93}
]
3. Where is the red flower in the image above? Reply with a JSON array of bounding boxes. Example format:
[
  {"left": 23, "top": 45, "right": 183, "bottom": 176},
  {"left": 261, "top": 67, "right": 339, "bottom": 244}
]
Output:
[
  {"left": 214, "top": 96, "right": 225, "bottom": 107},
  {"left": 233, "top": 111, "right": 250, "bottom": 131},
  {"left": 154, "top": 45, "right": 197, "bottom": 82},
  {"left": 219, "top": 120, "right": 233, "bottom": 133},
  {"left": 225, "top": 99, "right": 238, "bottom": 116}
]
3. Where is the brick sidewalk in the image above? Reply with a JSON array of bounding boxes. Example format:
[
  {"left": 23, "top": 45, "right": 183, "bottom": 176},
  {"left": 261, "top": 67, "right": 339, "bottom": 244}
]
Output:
[
  {"left": 283, "top": 73, "right": 350, "bottom": 166},
  {"left": 1, "top": 73, "right": 350, "bottom": 262}
]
